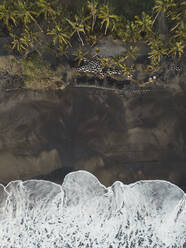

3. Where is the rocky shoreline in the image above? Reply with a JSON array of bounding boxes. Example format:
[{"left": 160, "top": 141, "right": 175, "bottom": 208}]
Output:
[{"left": 0, "top": 37, "right": 185, "bottom": 191}]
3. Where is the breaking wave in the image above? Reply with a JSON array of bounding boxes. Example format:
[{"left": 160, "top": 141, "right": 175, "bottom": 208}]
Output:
[{"left": 0, "top": 170, "right": 185, "bottom": 247}]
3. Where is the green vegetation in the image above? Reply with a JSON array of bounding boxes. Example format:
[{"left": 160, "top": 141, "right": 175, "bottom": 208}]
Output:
[
  {"left": 20, "top": 52, "right": 65, "bottom": 89},
  {"left": 98, "top": 3, "right": 119, "bottom": 35},
  {"left": 0, "top": 0, "right": 185, "bottom": 88}
]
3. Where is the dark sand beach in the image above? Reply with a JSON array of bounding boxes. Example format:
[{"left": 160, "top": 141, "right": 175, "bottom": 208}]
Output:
[{"left": 0, "top": 82, "right": 186, "bottom": 190}]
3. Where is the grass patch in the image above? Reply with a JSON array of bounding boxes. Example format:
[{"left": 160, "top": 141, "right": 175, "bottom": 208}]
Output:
[{"left": 20, "top": 52, "right": 65, "bottom": 90}]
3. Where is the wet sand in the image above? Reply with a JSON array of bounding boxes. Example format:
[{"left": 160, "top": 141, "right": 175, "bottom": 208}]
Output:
[{"left": 0, "top": 84, "right": 186, "bottom": 191}]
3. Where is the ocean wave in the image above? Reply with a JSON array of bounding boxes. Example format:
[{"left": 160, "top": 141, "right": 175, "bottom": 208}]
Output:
[{"left": 0, "top": 170, "right": 185, "bottom": 247}]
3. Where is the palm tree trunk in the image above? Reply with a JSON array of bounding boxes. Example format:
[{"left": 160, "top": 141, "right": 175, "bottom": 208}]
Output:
[
  {"left": 152, "top": 11, "right": 160, "bottom": 25},
  {"left": 77, "top": 31, "right": 84, "bottom": 46},
  {"left": 92, "top": 16, "right": 96, "bottom": 31}
]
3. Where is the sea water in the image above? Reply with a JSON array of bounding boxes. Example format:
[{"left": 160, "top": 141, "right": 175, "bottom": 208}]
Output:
[{"left": 0, "top": 170, "right": 185, "bottom": 247}]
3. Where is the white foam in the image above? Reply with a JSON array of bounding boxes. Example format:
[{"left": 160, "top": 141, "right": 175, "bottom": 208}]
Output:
[{"left": 0, "top": 170, "right": 185, "bottom": 247}]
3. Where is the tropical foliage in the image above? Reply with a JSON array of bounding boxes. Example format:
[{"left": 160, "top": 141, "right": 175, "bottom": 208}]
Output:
[
  {"left": 98, "top": 3, "right": 119, "bottom": 35},
  {"left": 87, "top": 0, "right": 98, "bottom": 31},
  {"left": 0, "top": 0, "right": 185, "bottom": 77}
]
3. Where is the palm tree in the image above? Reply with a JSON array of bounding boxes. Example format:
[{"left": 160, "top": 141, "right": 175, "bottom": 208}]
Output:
[
  {"left": 87, "top": 0, "right": 98, "bottom": 31},
  {"left": 122, "top": 20, "right": 141, "bottom": 43},
  {"left": 147, "top": 34, "right": 168, "bottom": 69},
  {"left": 0, "top": 0, "right": 17, "bottom": 29},
  {"left": 169, "top": 40, "right": 184, "bottom": 58},
  {"left": 10, "top": 27, "right": 39, "bottom": 54},
  {"left": 37, "top": 0, "right": 56, "bottom": 21},
  {"left": 66, "top": 15, "right": 86, "bottom": 46},
  {"left": 135, "top": 12, "right": 153, "bottom": 33},
  {"left": 172, "top": 21, "right": 186, "bottom": 41},
  {"left": 10, "top": 33, "right": 28, "bottom": 52},
  {"left": 47, "top": 25, "right": 71, "bottom": 48},
  {"left": 152, "top": 0, "right": 176, "bottom": 25},
  {"left": 98, "top": 3, "right": 119, "bottom": 35},
  {"left": 16, "top": 0, "right": 38, "bottom": 26},
  {"left": 169, "top": 1, "right": 186, "bottom": 35},
  {"left": 73, "top": 48, "right": 88, "bottom": 66},
  {"left": 111, "top": 48, "right": 136, "bottom": 76}
]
